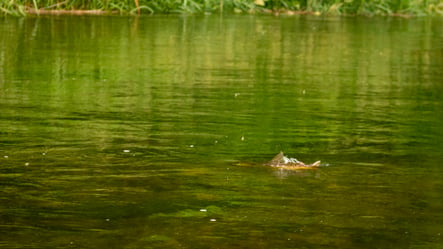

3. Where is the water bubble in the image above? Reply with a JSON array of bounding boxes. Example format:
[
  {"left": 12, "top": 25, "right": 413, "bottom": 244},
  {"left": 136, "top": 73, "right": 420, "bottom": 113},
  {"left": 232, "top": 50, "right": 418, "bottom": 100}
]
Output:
[
  {"left": 25, "top": 162, "right": 29, "bottom": 166},
  {"left": 4, "top": 155, "right": 8, "bottom": 159},
  {"left": 210, "top": 219, "right": 216, "bottom": 222},
  {"left": 123, "top": 150, "right": 130, "bottom": 153},
  {"left": 189, "top": 145, "right": 194, "bottom": 148},
  {"left": 200, "top": 209, "right": 207, "bottom": 212}
]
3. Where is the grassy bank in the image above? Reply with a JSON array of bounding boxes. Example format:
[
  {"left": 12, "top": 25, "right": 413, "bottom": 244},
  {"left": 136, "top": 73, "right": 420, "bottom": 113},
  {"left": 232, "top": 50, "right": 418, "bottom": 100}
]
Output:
[{"left": 1, "top": 0, "right": 443, "bottom": 16}]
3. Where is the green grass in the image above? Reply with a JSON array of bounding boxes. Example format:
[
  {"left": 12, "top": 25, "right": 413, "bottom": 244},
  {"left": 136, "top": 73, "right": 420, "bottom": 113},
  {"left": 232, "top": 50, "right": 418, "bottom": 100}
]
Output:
[{"left": 1, "top": 0, "right": 443, "bottom": 16}]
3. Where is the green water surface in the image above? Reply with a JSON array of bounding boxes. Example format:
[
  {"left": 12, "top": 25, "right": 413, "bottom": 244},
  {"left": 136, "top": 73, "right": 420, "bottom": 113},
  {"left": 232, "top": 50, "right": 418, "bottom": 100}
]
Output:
[{"left": 1, "top": 15, "right": 442, "bottom": 248}]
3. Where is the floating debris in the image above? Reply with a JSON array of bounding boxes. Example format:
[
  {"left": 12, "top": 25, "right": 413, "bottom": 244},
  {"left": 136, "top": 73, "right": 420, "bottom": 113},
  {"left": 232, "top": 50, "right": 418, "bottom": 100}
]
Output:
[
  {"left": 189, "top": 145, "right": 194, "bottom": 148},
  {"left": 123, "top": 150, "right": 130, "bottom": 153},
  {"left": 25, "top": 162, "right": 29, "bottom": 166},
  {"left": 200, "top": 209, "right": 207, "bottom": 212},
  {"left": 210, "top": 219, "right": 216, "bottom": 222}
]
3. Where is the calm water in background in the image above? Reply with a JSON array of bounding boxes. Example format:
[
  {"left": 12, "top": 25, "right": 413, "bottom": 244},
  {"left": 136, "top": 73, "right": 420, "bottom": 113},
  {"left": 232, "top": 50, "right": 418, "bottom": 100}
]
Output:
[{"left": 0, "top": 15, "right": 442, "bottom": 248}]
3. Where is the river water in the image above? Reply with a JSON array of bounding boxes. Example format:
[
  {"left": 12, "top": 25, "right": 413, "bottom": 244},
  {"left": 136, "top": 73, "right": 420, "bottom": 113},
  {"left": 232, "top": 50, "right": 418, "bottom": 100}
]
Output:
[{"left": 1, "top": 15, "right": 442, "bottom": 249}]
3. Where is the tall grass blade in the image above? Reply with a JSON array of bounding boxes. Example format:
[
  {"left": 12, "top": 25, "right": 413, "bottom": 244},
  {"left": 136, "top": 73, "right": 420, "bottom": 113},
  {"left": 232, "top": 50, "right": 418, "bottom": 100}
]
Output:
[{"left": 1, "top": 0, "right": 443, "bottom": 16}]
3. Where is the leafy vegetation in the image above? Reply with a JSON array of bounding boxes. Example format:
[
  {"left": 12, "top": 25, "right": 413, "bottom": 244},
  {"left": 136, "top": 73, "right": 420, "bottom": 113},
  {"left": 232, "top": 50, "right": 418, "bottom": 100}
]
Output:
[{"left": 1, "top": 0, "right": 443, "bottom": 16}]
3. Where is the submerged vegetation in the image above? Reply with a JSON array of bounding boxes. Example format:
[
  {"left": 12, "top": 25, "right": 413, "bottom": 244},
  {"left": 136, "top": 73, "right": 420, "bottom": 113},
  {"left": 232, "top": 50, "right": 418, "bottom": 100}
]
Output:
[{"left": 1, "top": 0, "right": 443, "bottom": 16}]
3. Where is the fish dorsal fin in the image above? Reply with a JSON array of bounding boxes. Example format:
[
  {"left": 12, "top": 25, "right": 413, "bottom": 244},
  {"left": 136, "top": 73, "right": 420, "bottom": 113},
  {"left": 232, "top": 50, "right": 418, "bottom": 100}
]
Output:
[
  {"left": 310, "top": 161, "right": 321, "bottom": 167},
  {"left": 268, "top": 151, "right": 285, "bottom": 166}
]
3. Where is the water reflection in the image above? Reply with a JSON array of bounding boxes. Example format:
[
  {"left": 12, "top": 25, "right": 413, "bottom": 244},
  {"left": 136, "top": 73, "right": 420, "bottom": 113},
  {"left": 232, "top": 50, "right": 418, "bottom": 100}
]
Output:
[{"left": 1, "top": 15, "right": 442, "bottom": 249}]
